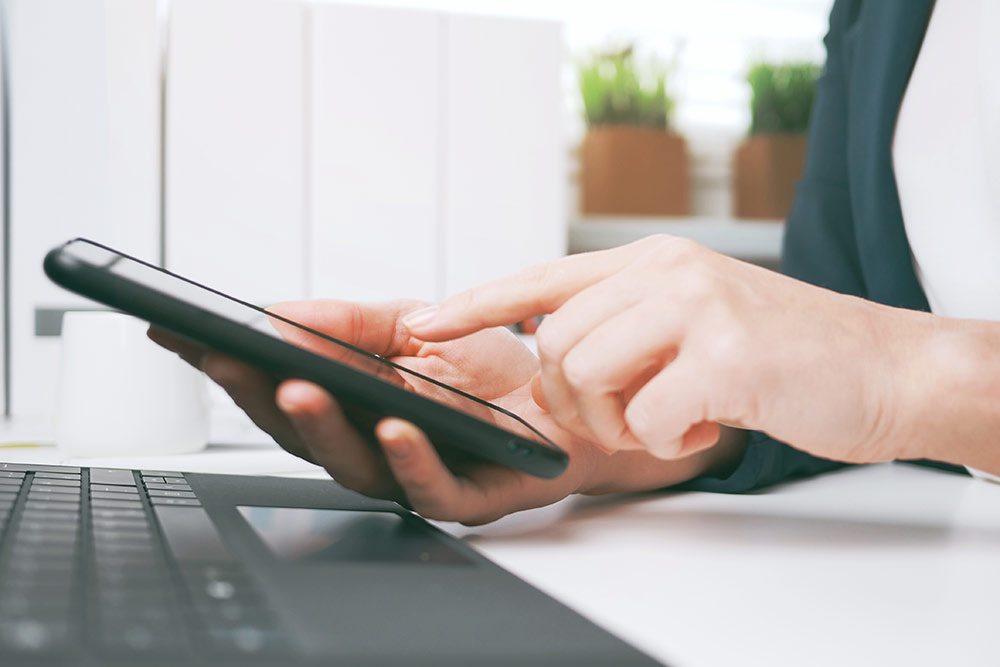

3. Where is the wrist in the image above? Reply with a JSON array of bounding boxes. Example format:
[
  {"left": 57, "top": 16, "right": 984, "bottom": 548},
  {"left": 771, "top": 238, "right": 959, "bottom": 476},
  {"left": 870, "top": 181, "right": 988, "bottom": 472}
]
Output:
[
  {"left": 900, "top": 318, "right": 1000, "bottom": 471},
  {"left": 577, "top": 426, "right": 747, "bottom": 495}
]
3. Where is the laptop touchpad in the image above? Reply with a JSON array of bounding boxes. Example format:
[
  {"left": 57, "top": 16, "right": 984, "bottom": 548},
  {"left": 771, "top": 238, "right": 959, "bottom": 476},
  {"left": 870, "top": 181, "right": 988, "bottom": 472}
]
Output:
[{"left": 238, "top": 506, "right": 470, "bottom": 565}]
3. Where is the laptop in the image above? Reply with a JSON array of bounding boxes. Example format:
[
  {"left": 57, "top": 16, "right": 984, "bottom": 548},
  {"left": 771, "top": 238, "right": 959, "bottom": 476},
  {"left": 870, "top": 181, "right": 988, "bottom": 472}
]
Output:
[{"left": 0, "top": 461, "right": 661, "bottom": 666}]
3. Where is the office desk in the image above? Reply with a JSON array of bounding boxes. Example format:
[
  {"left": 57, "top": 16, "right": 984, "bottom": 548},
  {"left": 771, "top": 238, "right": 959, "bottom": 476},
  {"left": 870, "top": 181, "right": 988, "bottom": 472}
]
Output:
[{"left": 2, "top": 427, "right": 997, "bottom": 667}]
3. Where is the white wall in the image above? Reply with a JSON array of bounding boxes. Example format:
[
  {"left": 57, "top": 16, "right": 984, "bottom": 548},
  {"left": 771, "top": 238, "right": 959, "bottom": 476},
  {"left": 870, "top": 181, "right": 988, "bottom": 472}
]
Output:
[
  {"left": 6, "top": 0, "right": 162, "bottom": 418},
  {"left": 0, "top": 4, "right": 7, "bottom": 416},
  {"left": 442, "top": 13, "right": 564, "bottom": 295},
  {"left": 308, "top": 3, "right": 443, "bottom": 303},
  {"left": 4, "top": 1, "right": 565, "bottom": 422},
  {"left": 165, "top": 0, "right": 308, "bottom": 304}
]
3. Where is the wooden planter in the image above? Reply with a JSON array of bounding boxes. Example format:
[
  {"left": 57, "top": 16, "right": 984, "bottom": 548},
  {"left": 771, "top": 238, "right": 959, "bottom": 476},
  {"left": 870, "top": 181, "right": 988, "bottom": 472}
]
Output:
[
  {"left": 732, "top": 133, "right": 807, "bottom": 220},
  {"left": 580, "top": 126, "right": 690, "bottom": 216}
]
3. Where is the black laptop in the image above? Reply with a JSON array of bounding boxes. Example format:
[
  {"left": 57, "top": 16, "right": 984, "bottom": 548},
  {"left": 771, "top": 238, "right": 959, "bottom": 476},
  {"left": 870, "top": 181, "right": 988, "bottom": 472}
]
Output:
[{"left": 0, "top": 461, "right": 660, "bottom": 666}]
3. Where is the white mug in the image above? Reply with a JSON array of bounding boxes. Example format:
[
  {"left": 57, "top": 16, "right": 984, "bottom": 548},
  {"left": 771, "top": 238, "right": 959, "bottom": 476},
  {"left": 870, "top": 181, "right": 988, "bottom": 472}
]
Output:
[{"left": 55, "top": 311, "right": 209, "bottom": 457}]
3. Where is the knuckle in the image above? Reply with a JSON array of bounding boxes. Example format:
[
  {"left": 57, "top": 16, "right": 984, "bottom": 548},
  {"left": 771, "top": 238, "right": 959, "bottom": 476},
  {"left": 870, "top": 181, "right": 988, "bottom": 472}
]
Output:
[
  {"left": 679, "top": 263, "right": 716, "bottom": 302},
  {"left": 643, "top": 234, "right": 702, "bottom": 264},
  {"left": 561, "top": 349, "right": 596, "bottom": 390},
  {"left": 703, "top": 323, "right": 748, "bottom": 378},
  {"left": 533, "top": 318, "right": 569, "bottom": 362},
  {"left": 524, "top": 259, "right": 562, "bottom": 292}
]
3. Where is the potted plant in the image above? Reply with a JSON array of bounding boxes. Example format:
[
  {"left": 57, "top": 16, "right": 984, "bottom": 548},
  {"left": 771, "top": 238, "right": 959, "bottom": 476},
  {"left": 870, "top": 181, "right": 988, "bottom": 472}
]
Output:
[
  {"left": 733, "top": 62, "right": 821, "bottom": 220},
  {"left": 579, "top": 46, "right": 689, "bottom": 216}
]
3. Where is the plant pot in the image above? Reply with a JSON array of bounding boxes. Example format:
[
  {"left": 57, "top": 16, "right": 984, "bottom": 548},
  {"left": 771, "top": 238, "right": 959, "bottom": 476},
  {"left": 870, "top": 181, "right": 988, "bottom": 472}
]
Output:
[
  {"left": 732, "top": 133, "right": 807, "bottom": 220},
  {"left": 580, "top": 126, "right": 690, "bottom": 216}
]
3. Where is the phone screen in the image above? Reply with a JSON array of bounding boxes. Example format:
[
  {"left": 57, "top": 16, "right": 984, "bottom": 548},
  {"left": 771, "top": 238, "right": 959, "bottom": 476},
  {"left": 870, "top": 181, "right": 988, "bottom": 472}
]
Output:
[{"left": 61, "top": 239, "right": 561, "bottom": 453}]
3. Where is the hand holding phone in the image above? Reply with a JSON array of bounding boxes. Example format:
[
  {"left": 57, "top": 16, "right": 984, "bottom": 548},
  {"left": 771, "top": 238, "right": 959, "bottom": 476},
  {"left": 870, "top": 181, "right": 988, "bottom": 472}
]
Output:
[{"left": 150, "top": 298, "right": 600, "bottom": 524}]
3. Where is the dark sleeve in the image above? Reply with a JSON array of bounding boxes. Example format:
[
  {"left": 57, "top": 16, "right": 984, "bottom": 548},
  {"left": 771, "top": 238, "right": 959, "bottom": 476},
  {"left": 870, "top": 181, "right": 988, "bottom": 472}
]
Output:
[{"left": 687, "top": 0, "right": 861, "bottom": 493}]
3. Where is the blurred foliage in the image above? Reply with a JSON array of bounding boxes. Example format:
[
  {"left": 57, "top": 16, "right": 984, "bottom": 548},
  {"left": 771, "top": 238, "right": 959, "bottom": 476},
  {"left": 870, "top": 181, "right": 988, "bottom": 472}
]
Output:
[
  {"left": 747, "top": 62, "right": 822, "bottom": 134},
  {"left": 579, "top": 46, "right": 675, "bottom": 131}
]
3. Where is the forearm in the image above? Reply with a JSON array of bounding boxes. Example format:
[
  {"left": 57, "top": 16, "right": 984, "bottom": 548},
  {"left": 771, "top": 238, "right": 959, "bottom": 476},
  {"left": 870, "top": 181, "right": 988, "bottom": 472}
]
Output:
[{"left": 901, "top": 316, "right": 1000, "bottom": 475}]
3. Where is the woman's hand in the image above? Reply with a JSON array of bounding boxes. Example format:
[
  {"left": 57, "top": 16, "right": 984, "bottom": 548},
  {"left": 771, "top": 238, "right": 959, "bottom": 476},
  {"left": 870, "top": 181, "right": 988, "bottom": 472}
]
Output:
[
  {"left": 149, "top": 299, "right": 735, "bottom": 525},
  {"left": 403, "top": 235, "right": 956, "bottom": 466}
]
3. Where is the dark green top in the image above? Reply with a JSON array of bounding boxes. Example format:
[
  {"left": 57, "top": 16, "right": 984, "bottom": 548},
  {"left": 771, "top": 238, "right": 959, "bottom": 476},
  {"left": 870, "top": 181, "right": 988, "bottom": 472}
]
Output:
[{"left": 688, "top": 0, "right": 957, "bottom": 493}]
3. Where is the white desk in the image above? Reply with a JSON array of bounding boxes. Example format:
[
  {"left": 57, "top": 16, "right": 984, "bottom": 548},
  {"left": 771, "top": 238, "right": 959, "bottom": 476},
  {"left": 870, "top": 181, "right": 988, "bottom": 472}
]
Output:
[{"left": 2, "top": 426, "right": 998, "bottom": 667}]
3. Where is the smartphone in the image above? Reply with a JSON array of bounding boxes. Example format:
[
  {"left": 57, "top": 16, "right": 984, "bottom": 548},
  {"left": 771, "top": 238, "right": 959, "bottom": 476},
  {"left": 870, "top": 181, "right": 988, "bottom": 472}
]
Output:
[{"left": 44, "top": 238, "right": 568, "bottom": 479}]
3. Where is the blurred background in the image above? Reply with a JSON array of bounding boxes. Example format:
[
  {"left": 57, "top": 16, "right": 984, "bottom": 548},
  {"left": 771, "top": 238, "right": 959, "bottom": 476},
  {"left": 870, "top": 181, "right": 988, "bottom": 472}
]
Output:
[{"left": 0, "top": 0, "right": 833, "bottom": 426}]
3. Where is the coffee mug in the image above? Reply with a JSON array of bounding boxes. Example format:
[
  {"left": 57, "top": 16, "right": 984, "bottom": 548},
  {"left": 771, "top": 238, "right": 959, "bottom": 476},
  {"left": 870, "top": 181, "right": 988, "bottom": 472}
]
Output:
[{"left": 55, "top": 311, "right": 209, "bottom": 457}]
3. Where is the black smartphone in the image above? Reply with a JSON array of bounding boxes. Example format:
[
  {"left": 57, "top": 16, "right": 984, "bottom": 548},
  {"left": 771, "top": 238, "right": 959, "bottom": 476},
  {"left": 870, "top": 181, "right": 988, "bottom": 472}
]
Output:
[{"left": 44, "top": 238, "right": 568, "bottom": 479}]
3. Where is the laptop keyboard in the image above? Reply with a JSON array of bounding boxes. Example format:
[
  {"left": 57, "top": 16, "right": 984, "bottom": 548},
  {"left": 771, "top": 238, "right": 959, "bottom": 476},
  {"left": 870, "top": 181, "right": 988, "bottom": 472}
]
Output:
[{"left": 0, "top": 463, "right": 287, "bottom": 658}]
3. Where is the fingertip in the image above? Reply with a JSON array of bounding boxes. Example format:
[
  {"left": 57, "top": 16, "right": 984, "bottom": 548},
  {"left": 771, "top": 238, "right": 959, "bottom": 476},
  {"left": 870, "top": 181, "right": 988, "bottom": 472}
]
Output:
[
  {"left": 276, "top": 380, "right": 331, "bottom": 416},
  {"left": 529, "top": 373, "right": 550, "bottom": 412},
  {"left": 376, "top": 417, "right": 416, "bottom": 442},
  {"left": 682, "top": 421, "right": 721, "bottom": 453},
  {"left": 646, "top": 437, "right": 685, "bottom": 460}
]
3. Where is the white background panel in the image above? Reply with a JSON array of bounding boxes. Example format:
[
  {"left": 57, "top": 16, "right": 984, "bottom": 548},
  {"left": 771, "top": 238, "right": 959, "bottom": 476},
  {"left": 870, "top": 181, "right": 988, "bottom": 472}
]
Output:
[
  {"left": 442, "top": 14, "right": 564, "bottom": 296},
  {"left": 309, "top": 3, "right": 442, "bottom": 303},
  {"left": 165, "top": 0, "right": 307, "bottom": 305},
  {"left": 7, "top": 0, "right": 161, "bottom": 418},
  {"left": 0, "top": 8, "right": 7, "bottom": 415}
]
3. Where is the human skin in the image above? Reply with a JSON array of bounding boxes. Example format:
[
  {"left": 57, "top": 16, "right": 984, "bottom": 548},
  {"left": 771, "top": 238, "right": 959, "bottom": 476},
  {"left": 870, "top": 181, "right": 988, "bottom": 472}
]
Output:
[
  {"left": 148, "top": 298, "right": 743, "bottom": 526},
  {"left": 403, "top": 235, "right": 1000, "bottom": 477}
]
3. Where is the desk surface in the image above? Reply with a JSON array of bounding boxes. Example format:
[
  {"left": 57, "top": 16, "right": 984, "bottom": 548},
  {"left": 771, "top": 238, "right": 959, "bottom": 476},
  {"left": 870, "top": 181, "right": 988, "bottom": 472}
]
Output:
[{"left": 2, "top": 430, "right": 997, "bottom": 667}]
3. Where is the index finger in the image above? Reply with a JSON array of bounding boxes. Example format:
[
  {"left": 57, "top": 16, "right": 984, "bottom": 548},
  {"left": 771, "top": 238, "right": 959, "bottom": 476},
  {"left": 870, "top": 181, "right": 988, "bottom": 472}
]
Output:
[{"left": 403, "top": 243, "right": 639, "bottom": 342}]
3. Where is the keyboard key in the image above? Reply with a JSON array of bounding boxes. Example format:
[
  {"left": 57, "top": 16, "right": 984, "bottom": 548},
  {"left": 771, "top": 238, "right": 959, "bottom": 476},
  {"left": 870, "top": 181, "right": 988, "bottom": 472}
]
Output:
[
  {"left": 91, "top": 518, "right": 150, "bottom": 532},
  {"left": 89, "top": 469, "right": 136, "bottom": 486},
  {"left": 139, "top": 470, "right": 182, "bottom": 477},
  {"left": 23, "top": 501, "right": 82, "bottom": 512},
  {"left": 91, "top": 508, "right": 145, "bottom": 519},
  {"left": 27, "top": 483, "right": 77, "bottom": 494},
  {"left": 16, "top": 518, "right": 80, "bottom": 533},
  {"left": 163, "top": 477, "right": 187, "bottom": 485},
  {"left": 0, "top": 471, "right": 26, "bottom": 479},
  {"left": 147, "top": 489, "right": 197, "bottom": 499},
  {"left": 14, "top": 531, "right": 79, "bottom": 546},
  {"left": 90, "top": 498, "right": 144, "bottom": 510},
  {"left": 34, "top": 472, "right": 81, "bottom": 481},
  {"left": 0, "top": 618, "right": 71, "bottom": 651},
  {"left": 207, "top": 625, "right": 283, "bottom": 654},
  {"left": 101, "top": 621, "right": 186, "bottom": 652},
  {"left": 21, "top": 509, "right": 80, "bottom": 522},
  {"left": 150, "top": 497, "right": 201, "bottom": 507},
  {"left": 92, "top": 530, "right": 153, "bottom": 545},
  {"left": 27, "top": 492, "right": 81, "bottom": 504},
  {"left": 0, "top": 478, "right": 23, "bottom": 487},
  {"left": 0, "top": 463, "right": 81, "bottom": 474},
  {"left": 91, "top": 490, "right": 142, "bottom": 501},
  {"left": 144, "top": 483, "right": 192, "bottom": 491},
  {"left": 90, "top": 484, "right": 139, "bottom": 494},
  {"left": 141, "top": 476, "right": 165, "bottom": 484},
  {"left": 31, "top": 478, "right": 80, "bottom": 488}
]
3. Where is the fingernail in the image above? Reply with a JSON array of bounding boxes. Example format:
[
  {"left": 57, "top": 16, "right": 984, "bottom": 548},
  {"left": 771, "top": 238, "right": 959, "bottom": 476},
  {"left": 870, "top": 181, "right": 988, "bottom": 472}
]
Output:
[{"left": 402, "top": 305, "right": 439, "bottom": 330}]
